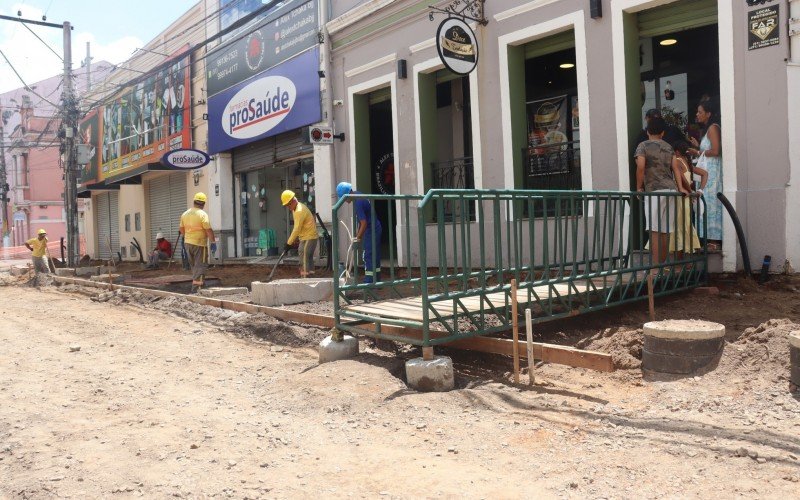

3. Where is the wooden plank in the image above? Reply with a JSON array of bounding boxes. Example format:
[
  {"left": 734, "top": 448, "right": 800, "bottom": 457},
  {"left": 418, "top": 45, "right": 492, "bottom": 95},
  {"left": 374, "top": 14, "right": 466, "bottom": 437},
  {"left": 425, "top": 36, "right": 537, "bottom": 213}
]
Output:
[
  {"left": 446, "top": 335, "right": 615, "bottom": 372},
  {"left": 54, "top": 276, "right": 614, "bottom": 372}
]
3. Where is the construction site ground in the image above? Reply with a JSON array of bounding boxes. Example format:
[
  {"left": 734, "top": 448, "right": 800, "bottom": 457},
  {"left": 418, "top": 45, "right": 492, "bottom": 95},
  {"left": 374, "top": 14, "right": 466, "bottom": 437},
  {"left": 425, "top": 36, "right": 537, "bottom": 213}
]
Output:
[{"left": 1, "top": 271, "right": 799, "bottom": 498}]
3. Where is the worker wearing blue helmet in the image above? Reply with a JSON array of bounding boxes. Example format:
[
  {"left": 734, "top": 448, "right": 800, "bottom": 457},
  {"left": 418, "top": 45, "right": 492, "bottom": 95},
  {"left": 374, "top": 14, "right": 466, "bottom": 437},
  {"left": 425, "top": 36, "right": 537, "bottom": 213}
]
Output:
[{"left": 337, "top": 182, "right": 382, "bottom": 283}]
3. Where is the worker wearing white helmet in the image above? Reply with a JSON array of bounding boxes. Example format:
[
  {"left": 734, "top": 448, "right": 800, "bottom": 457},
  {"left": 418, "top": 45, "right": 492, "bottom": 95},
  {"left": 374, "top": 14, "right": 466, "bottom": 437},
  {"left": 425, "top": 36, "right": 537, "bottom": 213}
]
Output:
[
  {"left": 146, "top": 232, "right": 173, "bottom": 269},
  {"left": 179, "top": 192, "right": 216, "bottom": 292},
  {"left": 25, "top": 229, "right": 50, "bottom": 275},
  {"left": 282, "top": 189, "right": 318, "bottom": 278}
]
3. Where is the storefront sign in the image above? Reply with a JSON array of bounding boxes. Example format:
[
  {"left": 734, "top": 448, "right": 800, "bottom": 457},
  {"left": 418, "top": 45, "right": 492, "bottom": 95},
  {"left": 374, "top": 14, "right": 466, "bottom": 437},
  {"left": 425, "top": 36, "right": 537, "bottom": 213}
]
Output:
[
  {"left": 208, "top": 47, "right": 321, "bottom": 154},
  {"left": 748, "top": 6, "right": 780, "bottom": 50},
  {"left": 79, "top": 48, "right": 192, "bottom": 182},
  {"left": 161, "top": 149, "right": 211, "bottom": 169},
  {"left": 436, "top": 18, "right": 478, "bottom": 75},
  {"left": 207, "top": 0, "right": 318, "bottom": 96}
]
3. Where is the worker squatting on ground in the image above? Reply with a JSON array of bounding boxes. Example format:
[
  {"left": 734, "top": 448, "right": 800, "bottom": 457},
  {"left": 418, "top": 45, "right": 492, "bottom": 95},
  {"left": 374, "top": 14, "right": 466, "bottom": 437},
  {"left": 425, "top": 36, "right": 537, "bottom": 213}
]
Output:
[
  {"left": 24, "top": 229, "right": 49, "bottom": 275},
  {"left": 146, "top": 232, "right": 173, "bottom": 269},
  {"left": 179, "top": 193, "right": 217, "bottom": 292},
  {"left": 282, "top": 190, "right": 318, "bottom": 278},
  {"left": 337, "top": 182, "right": 382, "bottom": 283}
]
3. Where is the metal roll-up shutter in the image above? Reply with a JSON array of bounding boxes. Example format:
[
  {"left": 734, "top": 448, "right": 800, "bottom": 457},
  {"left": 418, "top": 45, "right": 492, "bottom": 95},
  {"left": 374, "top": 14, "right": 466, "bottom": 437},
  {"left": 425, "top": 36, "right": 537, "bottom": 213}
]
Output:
[
  {"left": 234, "top": 137, "right": 276, "bottom": 173},
  {"left": 233, "top": 130, "right": 313, "bottom": 173},
  {"left": 109, "top": 190, "right": 120, "bottom": 257},
  {"left": 275, "top": 129, "right": 312, "bottom": 163},
  {"left": 96, "top": 193, "right": 111, "bottom": 259},
  {"left": 168, "top": 173, "right": 188, "bottom": 236},
  {"left": 638, "top": 0, "right": 717, "bottom": 38},
  {"left": 149, "top": 172, "right": 188, "bottom": 247},
  {"left": 148, "top": 175, "right": 172, "bottom": 247}
]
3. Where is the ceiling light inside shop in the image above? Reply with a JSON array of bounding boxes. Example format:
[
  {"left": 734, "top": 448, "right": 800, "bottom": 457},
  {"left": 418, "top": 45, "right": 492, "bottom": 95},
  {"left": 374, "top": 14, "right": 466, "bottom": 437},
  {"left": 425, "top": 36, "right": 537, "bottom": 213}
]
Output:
[
  {"left": 559, "top": 63, "right": 575, "bottom": 69},
  {"left": 660, "top": 38, "right": 678, "bottom": 46}
]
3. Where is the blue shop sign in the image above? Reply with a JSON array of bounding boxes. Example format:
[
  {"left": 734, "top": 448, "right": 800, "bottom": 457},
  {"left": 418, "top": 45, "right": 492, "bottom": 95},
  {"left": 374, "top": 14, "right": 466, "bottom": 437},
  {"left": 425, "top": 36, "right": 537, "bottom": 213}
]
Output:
[{"left": 208, "top": 47, "right": 321, "bottom": 154}]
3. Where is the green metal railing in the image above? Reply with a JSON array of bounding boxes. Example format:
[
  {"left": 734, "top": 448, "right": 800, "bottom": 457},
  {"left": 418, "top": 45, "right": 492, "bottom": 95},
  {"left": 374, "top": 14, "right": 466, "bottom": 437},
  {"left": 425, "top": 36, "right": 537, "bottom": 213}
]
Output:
[{"left": 332, "top": 189, "right": 708, "bottom": 347}]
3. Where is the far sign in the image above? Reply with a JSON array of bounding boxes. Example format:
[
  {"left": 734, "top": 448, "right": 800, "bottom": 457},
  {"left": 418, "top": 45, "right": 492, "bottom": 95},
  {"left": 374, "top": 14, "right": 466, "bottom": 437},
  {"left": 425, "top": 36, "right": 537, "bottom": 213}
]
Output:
[
  {"left": 309, "top": 126, "right": 334, "bottom": 145},
  {"left": 161, "top": 148, "right": 211, "bottom": 170},
  {"left": 436, "top": 18, "right": 479, "bottom": 75}
]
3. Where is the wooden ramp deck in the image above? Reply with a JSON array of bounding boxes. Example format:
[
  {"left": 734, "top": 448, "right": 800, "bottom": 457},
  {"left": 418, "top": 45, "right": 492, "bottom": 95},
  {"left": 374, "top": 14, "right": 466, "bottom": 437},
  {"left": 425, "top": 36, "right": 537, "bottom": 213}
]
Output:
[{"left": 342, "top": 275, "right": 636, "bottom": 323}]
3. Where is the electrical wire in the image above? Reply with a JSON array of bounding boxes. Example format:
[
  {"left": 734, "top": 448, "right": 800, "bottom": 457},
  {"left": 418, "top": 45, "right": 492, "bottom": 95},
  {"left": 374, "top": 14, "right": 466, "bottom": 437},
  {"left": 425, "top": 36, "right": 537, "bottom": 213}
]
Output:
[
  {"left": 81, "top": 0, "right": 284, "bottom": 109},
  {"left": 0, "top": 48, "right": 60, "bottom": 107},
  {"left": 21, "top": 22, "right": 62, "bottom": 61}
]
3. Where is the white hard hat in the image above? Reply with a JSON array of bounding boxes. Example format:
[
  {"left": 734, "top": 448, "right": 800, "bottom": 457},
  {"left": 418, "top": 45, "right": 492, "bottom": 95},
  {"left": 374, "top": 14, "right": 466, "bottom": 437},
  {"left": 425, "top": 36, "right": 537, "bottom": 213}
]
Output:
[{"left": 156, "top": 232, "right": 164, "bottom": 239}]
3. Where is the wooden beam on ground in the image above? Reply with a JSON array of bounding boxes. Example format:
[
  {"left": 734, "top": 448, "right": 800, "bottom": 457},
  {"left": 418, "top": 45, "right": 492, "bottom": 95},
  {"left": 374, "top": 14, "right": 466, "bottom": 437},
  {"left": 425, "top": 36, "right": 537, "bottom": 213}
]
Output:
[
  {"left": 53, "top": 276, "right": 335, "bottom": 328},
  {"left": 52, "top": 276, "right": 614, "bottom": 372}
]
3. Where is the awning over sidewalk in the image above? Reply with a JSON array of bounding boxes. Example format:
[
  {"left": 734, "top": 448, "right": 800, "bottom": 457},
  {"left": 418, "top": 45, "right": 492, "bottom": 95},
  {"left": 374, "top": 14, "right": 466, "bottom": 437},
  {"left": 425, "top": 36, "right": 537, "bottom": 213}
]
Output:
[
  {"left": 77, "top": 180, "right": 121, "bottom": 198},
  {"left": 103, "top": 162, "right": 175, "bottom": 186}
]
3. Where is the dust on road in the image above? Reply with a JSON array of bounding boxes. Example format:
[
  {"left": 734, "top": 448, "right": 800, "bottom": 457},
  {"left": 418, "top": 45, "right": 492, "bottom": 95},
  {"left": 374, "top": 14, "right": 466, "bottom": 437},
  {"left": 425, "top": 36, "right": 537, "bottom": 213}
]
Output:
[{"left": 0, "top": 285, "right": 798, "bottom": 498}]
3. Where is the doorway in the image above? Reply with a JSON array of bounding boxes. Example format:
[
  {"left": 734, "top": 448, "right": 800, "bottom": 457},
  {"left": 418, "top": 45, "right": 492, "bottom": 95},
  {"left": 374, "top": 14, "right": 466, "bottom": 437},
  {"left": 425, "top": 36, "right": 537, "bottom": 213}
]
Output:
[{"left": 353, "top": 86, "right": 396, "bottom": 258}]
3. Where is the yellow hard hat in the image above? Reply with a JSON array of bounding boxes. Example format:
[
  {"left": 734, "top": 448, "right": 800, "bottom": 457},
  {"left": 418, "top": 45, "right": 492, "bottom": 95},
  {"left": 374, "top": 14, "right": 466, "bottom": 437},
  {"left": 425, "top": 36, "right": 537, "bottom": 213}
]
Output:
[
  {"left": 193, "top": 192, "right": 207, "bottom": 203},
  {"left": 37, "top": 229, "right": 47, "bottom": 235},
  {"left": 281, "top": 190, "right": 295, "bottom": 206}
]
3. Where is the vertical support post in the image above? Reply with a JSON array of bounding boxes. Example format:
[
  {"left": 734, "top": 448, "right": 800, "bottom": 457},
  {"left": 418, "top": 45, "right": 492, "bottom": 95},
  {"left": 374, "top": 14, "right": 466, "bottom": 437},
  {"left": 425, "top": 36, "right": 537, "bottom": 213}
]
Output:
[
  {"left": 62, "top": 21, "right": 78, "bottom": 267},
  {"left": 525, "top": 308, "right": 534, "bottom": 385},
  {"left": 511, "top": 278, "right": 520, "bottom": 384},
  {"left": 0, "top": 98, "right": 9, "bottom": 250},
  {"left": 647, "top": 271, "right": 655, "bottom": 321},
  {"left": 422, "top": 346, "right": 434, "bottom": 361}
]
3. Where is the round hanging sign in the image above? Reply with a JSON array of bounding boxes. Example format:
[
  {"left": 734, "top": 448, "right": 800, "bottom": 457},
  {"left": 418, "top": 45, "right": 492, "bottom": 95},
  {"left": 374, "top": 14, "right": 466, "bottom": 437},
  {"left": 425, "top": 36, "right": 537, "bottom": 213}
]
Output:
[{"left": 436, "top": 18, "right": 479, "bottom": 75}]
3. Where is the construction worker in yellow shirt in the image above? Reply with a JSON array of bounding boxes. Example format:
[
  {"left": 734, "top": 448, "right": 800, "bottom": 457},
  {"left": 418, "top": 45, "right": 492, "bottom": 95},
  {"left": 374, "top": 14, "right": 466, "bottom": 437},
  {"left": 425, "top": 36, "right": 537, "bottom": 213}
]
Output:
[
  {"left": 281, "top": 190, "right": 318, "bottom": 278},
  {"left": 179, "top": 192, "right": 217, "bottom": 292},
  {"left": 25, "top": 229, "right": 50, "bottom": 274}
]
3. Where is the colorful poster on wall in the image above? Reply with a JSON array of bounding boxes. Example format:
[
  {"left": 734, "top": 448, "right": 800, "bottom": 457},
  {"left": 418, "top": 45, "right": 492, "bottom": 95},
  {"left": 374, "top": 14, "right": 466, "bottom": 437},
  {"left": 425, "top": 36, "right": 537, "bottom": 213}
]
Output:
[
  {"left": 89, "top": 49, "right": 192, "bottom": 181},
  {"left": 527, "top": 95, "right": 569, "bottom": 152},
  {"left": 78, "top": 108, "right": 100, "bottom": 185},
  {"left": 748, "top": 6, "right": 780, "bottom": 51},
  {"left": 207, "top": 47, "right": 321, "bottom": 154}
]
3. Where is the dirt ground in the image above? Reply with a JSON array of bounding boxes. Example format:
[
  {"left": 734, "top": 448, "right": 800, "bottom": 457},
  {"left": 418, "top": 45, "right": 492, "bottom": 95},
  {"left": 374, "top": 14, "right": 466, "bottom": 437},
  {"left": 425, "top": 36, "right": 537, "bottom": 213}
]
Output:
[{"left": 1, "top": 276, "right": 799, "bottom": 498}]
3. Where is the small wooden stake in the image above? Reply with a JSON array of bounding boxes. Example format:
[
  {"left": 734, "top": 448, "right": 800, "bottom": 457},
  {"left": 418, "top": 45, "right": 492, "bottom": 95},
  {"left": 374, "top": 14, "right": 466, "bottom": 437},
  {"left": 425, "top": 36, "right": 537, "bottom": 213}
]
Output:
[
  {"left": 647, "top": 272, "right": 655, "bottom": 321},
  {"left": 422, "top": 346, "right": 434, "bottom": 361},
  {"left": 525, "top": 308, "right": 535, "bottom": 385},
  {"left": 511, "top": 279, "right": 520, "bottom": 384}
]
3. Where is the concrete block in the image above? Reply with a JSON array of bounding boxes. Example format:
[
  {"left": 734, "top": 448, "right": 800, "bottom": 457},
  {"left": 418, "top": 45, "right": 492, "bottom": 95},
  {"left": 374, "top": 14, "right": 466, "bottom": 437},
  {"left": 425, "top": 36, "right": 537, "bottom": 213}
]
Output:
[
  {"left": 251, "top": 278, "right": 333, "bottom": 306},
  {"left": 55, "top": 268, "right": 76, "bottom": 277},
  {"left": 318, "top": 335, "right": 359, "bottom": 364},
  {"left": 198, "top": 287, "right": 249, "bottom": 297},
  {"left": 75, "top": 266, "right": 110, "bottom": 277},
  {"left": 10, "top": 265, "right": 30, "bottom": 276},
  {"left": 89, "top": 273, "right": 123, "bottom": 284},
  {"left": 405, "top": 356, "right": 455, "bottom": 392}
]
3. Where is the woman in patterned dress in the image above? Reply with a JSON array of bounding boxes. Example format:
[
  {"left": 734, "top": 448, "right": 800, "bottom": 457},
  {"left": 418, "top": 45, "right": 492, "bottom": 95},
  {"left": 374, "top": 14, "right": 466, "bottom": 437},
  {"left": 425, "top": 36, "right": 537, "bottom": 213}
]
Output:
[{"left": 688, "top": 100, "right": 723, "bottom": 252}]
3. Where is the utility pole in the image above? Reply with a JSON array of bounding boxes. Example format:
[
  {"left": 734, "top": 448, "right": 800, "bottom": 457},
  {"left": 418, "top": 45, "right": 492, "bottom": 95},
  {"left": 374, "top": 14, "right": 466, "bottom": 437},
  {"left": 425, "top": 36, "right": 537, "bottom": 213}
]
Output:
[
  {"left": 62, "top": 21, "right": 79, "bottom": 267},
  {"left": 0, "top": 98, "right": 9, "bottom": 250},
  {"left": 83, "top": 41, "right": 92, "bottom": 92},
  {"left": 0, "top": 14, "right": 79, "bottom": 264}
]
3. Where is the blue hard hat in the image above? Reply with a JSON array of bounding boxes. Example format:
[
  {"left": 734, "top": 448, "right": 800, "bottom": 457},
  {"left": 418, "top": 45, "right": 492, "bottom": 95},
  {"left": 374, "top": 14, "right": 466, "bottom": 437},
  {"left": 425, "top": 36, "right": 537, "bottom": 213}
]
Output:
[{"left": 336, "top": 182, "right": 352, "bottom": 200}]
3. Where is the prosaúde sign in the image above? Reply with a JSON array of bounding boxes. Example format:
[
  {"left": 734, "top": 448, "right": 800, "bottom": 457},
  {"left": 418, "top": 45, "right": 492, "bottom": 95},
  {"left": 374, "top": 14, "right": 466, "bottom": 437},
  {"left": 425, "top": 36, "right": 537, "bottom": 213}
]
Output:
[
  {"left": 161, "top": 148, "right": 211, "bottom": 169},
  {"left": 207, "top": 0, "right": 318, "bottom": 96},
  {"left": 436, "top": 18, "right": 478, "bottom": 75},
  {"left": 207, "top": 47, "right": 322, "bottom": 154}
]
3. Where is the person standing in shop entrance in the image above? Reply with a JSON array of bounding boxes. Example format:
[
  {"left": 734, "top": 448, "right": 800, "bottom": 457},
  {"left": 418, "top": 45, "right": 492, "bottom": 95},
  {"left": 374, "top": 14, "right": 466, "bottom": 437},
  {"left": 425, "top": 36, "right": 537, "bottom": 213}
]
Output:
[
  {"left": 282, "top": 190, "right": 318, "bottom": 278},
  {"left": 336, "top": 182, "right": 382, "bottom": 283},
  {"left": 179, "top": 192, "right": 216, "bottom": 292},
  {"left": 25, "top": 229, "right": 50, "bottom": 274}
]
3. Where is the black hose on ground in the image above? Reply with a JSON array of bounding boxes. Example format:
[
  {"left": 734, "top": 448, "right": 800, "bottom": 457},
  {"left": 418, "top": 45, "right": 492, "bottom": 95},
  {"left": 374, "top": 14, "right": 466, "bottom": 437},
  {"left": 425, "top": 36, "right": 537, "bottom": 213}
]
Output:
[
  {"left": 717, "top": 192, "right": 753, "bottom": 278},
  {"left": 131, "top": 237, "right": 145, "bottom": 264}
]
